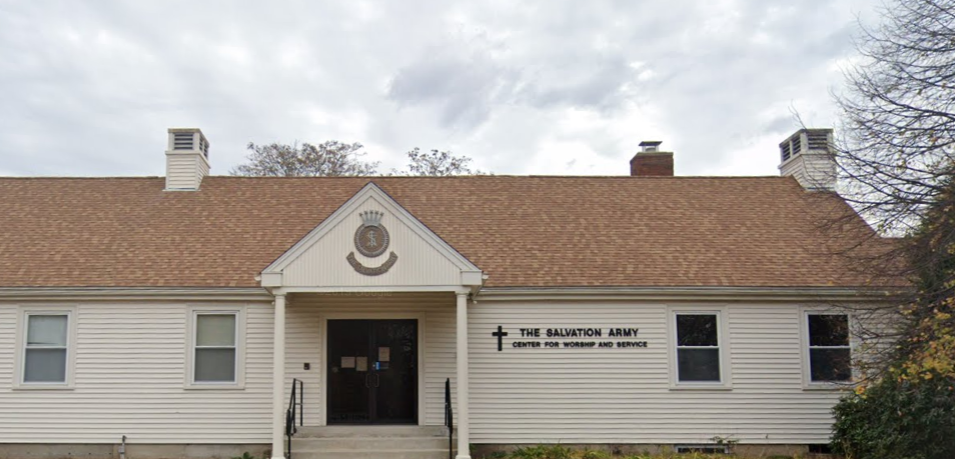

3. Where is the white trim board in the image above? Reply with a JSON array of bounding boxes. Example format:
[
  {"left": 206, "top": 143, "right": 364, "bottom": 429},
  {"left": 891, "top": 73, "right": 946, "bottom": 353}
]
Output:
[
  {"left": 0, "top": 288, "right": 273, "bottom": 301},
  {"left": 184, "top": 305, "right": 248, "bottom": 390},
  {"left": 665, "top": 304, "right": 733, "bottom": 390},
  {"left": 13, "top": 305, "right": 78, "bottom": 390},
  {"left": 476, "top": 286, "right": 902, "bottom": 302}
]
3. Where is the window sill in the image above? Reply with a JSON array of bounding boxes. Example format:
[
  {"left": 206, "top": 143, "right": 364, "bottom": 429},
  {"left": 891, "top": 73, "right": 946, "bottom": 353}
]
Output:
[
  {"left": 669, "top": 383, "right": 733, "bottom": 391},
  {"left": 184, "top": 384, "right": 245, "bottom": 391},
  {"left": 803, "top": 382, "right": 853, "bottom": 391},
  {"left": 12, "top": 384, "right": 74, "bottom": 391}
]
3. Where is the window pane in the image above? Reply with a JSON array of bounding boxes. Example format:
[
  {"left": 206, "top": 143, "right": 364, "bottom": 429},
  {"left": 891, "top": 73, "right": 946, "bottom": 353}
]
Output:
[
  {"left": 27, "top": 315, "right": 68, "bottom": 346},
  {"left": 677, "top": 348, "right": 721, "bottom": 382},
  {"left": 810, "top": 348, "right": 851, "bottom": 382},
  {"left": 677, "top": 314, "right": 718, "bottom": 346},
  {"left": 24, "top": 348, "right": 67, "bottom": 383},
  {"left": 195, "top": 348, "right": 236, "bottom": 382},
  {"left": 808, "top": 314, "right": 849, "bottom": 346},
  {"left": 196, "top": 314, "right": 236, "bottom": 346}
]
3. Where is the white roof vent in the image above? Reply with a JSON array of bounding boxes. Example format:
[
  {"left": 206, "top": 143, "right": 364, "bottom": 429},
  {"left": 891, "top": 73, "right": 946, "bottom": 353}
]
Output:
[
  {"left": 165, "top": 128, "right": 211, "bottom": 191},
  {"left": 639, "top": 140, "right": 663, "bottom": 153},
  {"left": 779, "top": 128, "right": 836, "bottom": 191},
  {"left": 171, "top": 130, "right": 209, "bottom": 158}
]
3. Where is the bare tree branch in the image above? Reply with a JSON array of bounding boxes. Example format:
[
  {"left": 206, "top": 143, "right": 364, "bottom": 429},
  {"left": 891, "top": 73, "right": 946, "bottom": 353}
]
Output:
[{"left": 230, "top": 141, "right": 380, "bottom": 177}]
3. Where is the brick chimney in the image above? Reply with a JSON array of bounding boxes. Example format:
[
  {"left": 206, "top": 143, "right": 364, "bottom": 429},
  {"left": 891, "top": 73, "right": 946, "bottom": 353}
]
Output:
[
  {"left": 165, "top": 128, "right": 210, "bottom": 191},
  {"left": 630, "top": 141, "right": 674, "bottom": 176}
]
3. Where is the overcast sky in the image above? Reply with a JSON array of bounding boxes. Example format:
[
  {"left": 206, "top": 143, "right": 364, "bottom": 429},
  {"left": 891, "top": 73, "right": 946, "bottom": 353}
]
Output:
[{"left": 0, "top": 0, "right": 881, "bottom": 178}]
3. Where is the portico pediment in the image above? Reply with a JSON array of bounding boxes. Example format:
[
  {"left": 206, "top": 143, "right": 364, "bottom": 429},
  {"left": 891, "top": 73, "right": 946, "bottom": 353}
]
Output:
[{"left": 260, "top": 182, "right": 483, "bottom": 291}]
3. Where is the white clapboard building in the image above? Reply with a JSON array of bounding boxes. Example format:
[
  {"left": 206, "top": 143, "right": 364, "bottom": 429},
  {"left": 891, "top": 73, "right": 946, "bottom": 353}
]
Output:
[{"left": 0, "top": 128, "right": 896, "bottom": 459}]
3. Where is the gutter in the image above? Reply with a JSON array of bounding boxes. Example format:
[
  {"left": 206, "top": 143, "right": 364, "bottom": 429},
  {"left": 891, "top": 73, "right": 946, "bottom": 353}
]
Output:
[
  {"left": 0, "top": 287, "right": 273, "bottom": 301},
  {"left": 475, "top": 286, "right": 906, "bottom": 302}
]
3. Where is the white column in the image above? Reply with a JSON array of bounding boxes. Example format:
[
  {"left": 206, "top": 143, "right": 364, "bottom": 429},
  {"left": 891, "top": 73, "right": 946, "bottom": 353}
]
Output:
[
  {"left": 271, "top": 293, "right": 286, "bottom": 459},
  {"left": 455, "top": 292, "right": 471, "bottom": 459}
]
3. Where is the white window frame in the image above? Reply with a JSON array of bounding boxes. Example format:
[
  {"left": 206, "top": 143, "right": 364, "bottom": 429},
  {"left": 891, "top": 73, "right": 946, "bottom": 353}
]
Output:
[
  {"left": 185, "top": 306, "right": 246, "bottom": 389},
  {"left": 800, "top": 308, "right": 853, "bottom": 389},
  {"left": 14, "top": 305, "right": 77, "bottom": 390},
  {"left": 667, "top": 305, "right": 732, "bottom": 390}
]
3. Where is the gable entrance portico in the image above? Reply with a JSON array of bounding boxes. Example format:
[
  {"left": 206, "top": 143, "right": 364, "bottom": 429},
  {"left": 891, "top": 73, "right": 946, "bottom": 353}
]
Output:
[{"left": 260, "top": 183, "right": 483, "bottom": 459}]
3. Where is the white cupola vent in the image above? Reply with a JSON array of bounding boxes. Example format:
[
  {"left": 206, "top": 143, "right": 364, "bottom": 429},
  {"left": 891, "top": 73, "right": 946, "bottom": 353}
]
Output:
[
  {"left": 779, "top": 128, "right": 836, "bottom": 191},
  {"left": 165, "top": 128, "right": 210, "bottom": 191}
]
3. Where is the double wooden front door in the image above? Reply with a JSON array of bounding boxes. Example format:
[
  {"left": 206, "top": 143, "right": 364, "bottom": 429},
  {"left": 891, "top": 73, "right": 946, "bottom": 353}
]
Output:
[{"left": 327, "top": 319, "right": 418, "bottom": 424}]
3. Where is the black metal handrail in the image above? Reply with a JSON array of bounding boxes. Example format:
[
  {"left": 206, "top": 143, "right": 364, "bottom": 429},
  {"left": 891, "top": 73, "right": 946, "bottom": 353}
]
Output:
[
  {"left": 285, "top": 378, "right": 303, "bottom": 459},
  {"left": 444, "top": 378, "right": 453, "bottom": 459}
]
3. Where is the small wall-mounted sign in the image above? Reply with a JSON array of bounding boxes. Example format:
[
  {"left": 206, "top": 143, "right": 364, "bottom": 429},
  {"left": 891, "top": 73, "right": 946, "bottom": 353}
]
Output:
[{"left": 492, "top": 326, "right": 649, "bottom": 351}]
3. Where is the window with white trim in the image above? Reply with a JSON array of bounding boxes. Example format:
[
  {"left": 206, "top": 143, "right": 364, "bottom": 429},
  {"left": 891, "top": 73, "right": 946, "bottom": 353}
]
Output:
[
  {"left": 806, "top": 313, "right": 851, "bottom": 382},
  {"left": 675, "top": 313, "right": 722, "bottom": 382},
  {"left": 23, "top": 313, "right": 70, "bottom": 384},
  {"left": 192, "top": 312, "right": 238, "bottom": 383}
]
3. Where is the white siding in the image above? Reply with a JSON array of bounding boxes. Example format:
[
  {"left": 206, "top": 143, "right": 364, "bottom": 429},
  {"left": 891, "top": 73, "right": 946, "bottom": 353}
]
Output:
[
  {"left": 468, "top": 300, "right": 846, "bottom": 445},
  {"left": 282, "top": 197, "right": 462, "bottom": 287},
  {"left": 0, "top": 301, "right": 273, "bottom": 444},
  {"left": 0, "top": 295, "right": 863, "bottom": 446},
  {"left": 780, "top": 153, "right": 836, "bottom": 190},
  {"left": 164, "top": 153, "right": 209, "bottom": 190},
  {"left": 285, "top": 293, "right": 457, "bottom": 427}
]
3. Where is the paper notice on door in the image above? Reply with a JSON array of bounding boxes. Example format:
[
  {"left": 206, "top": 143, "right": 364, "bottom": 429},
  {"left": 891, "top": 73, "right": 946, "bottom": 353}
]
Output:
[
  {"left": 341, "top": 356, "right": 356, "bottom": 369},
  {"left": 356, "top": 356, "right": 368, "bottom": 372},
  {"left": 379, "top": 347, "right": 391, "bottom": 362}
]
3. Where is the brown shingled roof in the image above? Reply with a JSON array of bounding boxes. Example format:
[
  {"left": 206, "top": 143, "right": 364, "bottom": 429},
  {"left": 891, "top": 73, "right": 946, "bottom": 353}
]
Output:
[{"left": 0, "top": 175, "right": 893, "bottom": 289}]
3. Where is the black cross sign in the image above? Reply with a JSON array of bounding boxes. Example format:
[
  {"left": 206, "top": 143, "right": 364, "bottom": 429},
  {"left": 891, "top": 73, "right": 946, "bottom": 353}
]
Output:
[{"left": 492, "top": 325, "right": 508, "bottom": 351}]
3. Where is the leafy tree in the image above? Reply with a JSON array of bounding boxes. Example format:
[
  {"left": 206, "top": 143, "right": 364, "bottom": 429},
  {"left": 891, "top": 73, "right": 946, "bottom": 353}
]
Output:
[
  {"left": 832, "top": 179, "right": 955, "bottom": 459},
  {"left": 230, "top": 141, "right": 379, "bottom": 177},
  {"left": 392, "top": 148, "right": 484, "bottom": 176},
  {"left": 832, "top": 368, "right": 955, "bottom": 459}
]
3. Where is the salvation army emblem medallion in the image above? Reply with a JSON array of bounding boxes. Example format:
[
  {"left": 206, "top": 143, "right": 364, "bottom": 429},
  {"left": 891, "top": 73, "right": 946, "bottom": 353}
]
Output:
[
  {"left": 347, "top": 210, "right": 398, "bottom": 275},
  {"left": 354, "top": 210, "right": 389, "bottom": 257}
]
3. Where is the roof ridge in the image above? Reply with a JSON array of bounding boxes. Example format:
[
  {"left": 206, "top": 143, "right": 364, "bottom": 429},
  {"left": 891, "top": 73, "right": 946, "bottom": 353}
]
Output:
[
  {"left": 0, "top": 175, "right": 789, "bottom": 180},
  {"left": 0, "top": 176, "right": 164, "bottom": 180},
  {"left": 203, "top": 175, "right": 788, "bottom": 179}
]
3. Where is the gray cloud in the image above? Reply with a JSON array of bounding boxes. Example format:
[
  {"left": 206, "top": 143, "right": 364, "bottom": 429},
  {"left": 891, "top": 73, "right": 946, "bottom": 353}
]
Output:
[
  {"left": 387, "top": 44, "right": 521, "bottom": 129},
  {"left": 0, "top": 0, "right": 881, "bottom": 178}
]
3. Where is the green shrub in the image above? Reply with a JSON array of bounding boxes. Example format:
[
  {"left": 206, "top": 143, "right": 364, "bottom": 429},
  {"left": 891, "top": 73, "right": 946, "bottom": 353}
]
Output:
[
  {"left": 580, "top": 450, "right": 611, "bottom": 459},
  {"left": 509, "top": 445, "right": 573, "bottom": 459},
  {"left": 832, "top": 371, "right": 955, "bottom": 459}
]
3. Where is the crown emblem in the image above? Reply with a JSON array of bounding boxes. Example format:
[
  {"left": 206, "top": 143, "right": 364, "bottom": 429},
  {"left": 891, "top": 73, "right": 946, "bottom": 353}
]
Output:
[{"left": 360, "top": 210, "right": 384, "bottom": 227}]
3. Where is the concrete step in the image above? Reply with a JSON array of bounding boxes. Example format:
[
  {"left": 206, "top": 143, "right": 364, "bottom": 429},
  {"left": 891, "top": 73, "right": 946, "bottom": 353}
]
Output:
[
  {"left": 292, "top": 436, "right": 453, "bottom": 450},
  {"left": 289, "top": 449, "right": 451, "bottom": 459},
  {"left": 293, "top": 425, "right": 448, "bottom": 438}
]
